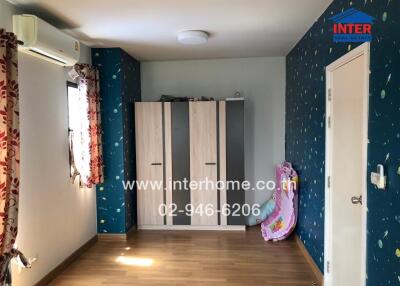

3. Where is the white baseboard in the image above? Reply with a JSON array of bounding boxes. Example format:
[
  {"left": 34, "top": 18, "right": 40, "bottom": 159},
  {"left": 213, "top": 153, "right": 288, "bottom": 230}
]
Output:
[{"left": 138, "top": 225, "right": 246, "bottom": 231}]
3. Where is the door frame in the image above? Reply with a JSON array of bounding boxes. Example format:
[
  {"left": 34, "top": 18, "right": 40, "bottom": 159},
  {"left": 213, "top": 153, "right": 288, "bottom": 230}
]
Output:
[{"left": 324, "top": 42, "right": 370, "bottom": 286}]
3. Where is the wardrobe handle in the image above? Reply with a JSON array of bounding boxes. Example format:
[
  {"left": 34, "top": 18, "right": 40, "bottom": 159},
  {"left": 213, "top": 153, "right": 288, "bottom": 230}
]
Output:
[
  {"left": 151, "top": 163, "right": 162, "bottom": 166},
  {"left": 205, "top": 162, "right": 216, "bottom": 166}
]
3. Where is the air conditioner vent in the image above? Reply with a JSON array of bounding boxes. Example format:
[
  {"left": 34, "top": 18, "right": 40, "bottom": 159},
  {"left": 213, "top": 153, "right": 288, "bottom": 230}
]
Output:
[{"left": 13, "top": 14, "right": 80, "bottom": 66}]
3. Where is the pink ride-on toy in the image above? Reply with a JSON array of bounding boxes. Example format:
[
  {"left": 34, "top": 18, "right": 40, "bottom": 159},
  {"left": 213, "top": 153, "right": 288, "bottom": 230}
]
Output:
[{"left": 261, "top": 162, "right": 299, "bottom": 241}]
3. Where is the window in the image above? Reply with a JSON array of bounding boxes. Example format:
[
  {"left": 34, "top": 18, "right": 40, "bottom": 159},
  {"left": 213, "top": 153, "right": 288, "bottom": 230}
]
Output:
[{"left": 67, "top": 81, "right": 90, "bottom": 184}]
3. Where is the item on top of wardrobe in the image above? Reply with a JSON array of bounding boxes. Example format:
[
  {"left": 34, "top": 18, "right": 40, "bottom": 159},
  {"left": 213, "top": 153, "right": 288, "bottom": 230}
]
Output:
[
  {"left": 158, "top": 95, "right": 215, "bottom": 102},
  {"left": 233, "top": 91, "right": 242, "bottom": 98},
  {"left": 200, "top": 96, "right": 215, "bottom": 101},
  {"left": 159, "top": 95, "right": 191, "bottom": 102},
  {"left": 261, "top": 162, "right": 299, "bottom": 241}
]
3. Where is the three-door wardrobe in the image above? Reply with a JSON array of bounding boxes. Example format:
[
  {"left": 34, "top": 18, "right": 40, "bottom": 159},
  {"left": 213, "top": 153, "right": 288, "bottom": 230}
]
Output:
[{"left": 135, "top": 99, "right": 245, "bottom": 230}]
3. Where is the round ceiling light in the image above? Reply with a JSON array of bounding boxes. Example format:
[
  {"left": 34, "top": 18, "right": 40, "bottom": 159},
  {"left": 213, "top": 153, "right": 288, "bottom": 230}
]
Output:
[{"left": 177, "top": 30, "right": 208, "bottom": 45}]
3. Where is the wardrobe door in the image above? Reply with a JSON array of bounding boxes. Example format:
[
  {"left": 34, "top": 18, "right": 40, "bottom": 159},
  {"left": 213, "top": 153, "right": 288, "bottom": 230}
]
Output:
[
  {"left": 225, "top": 100, "right": 245, "bottom": 225},
  {"left": 135, "top": 102, "right": 164, "bottom": 226},
  {"left": 218, "top": 100, "right": 245, "bottom": 226},
  {"left": 189, "top": 101, "right": 218, "bottom": 226},
  {"left": 170, "top": 102, "right": 191, "bottom": 225}
]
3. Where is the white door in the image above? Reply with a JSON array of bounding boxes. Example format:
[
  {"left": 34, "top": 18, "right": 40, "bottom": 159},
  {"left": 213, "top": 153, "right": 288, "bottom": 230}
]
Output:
[{"left": 325, "top": 43, "right": 369, "bottom": 286}]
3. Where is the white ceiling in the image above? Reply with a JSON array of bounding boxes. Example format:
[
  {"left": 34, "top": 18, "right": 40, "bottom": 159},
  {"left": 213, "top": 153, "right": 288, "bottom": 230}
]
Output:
[{"left": 11, "top": 0, "right": 333, "bottom": 61}]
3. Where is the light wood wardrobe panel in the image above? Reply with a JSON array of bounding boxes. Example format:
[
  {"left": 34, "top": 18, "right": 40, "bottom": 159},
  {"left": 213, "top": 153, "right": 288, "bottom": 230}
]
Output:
[
  {"left": 189, "top": 101, "right": 218, "bottom": 226},
  {"left": 135, "top": 102, "right": 164, "bottom": 226}
]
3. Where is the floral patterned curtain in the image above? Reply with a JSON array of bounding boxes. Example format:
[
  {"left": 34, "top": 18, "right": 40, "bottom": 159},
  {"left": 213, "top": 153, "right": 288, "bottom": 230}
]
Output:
[
  {"left": 72, "top": 64, "right": 104, "bottom": 187},
  {"left": 0, "top": 29, "right": 30, "bottom": 285}
]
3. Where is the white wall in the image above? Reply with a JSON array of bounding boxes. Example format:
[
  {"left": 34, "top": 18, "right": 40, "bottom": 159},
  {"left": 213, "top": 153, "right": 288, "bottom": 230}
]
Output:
[
  {"left": 1, "top": 1, "right": 97, "bottom": 285},
  {"left": 141, "top": 57, "right": 286, "bottom": 205},
  {"left": 0, "top": 0, "right": 15, "bottom": 31}
]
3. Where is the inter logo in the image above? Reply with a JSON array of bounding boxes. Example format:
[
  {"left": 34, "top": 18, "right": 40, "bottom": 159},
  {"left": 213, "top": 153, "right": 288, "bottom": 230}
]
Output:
[{"left": 329, "top": 8, "right": 375, "bottom": 43}]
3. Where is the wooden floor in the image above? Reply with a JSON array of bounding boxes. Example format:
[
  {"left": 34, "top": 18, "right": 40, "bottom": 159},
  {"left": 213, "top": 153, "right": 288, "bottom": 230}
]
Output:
[{"left": 50, "top": 227, "right": 318, "bottom": 286}]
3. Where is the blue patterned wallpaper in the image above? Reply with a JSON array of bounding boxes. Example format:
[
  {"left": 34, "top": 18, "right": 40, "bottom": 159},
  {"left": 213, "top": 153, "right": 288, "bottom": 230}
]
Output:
[
  {"left": 121, "top": 50, "right": 141, "bottom": 231},
  {"left": 286, "top": 0, "right": 400, "bottom": 284},
  {"left": 92, "top": 48, "right": 141, "bottom": 233}
]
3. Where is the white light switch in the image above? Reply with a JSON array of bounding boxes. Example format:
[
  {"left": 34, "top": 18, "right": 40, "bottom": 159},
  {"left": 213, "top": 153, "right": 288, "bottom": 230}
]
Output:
[{"left": 371, "top": 164, "right": 386, "bottom": 189}]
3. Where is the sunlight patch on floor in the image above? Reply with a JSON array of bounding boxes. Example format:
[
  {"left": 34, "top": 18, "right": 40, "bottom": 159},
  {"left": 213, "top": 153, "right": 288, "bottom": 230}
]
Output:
[{"left": 115, "top": 256, "right": 154, "bottom": 267}]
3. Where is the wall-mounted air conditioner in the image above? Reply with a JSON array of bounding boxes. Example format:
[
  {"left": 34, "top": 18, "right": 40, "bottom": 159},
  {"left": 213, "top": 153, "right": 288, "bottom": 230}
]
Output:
[{"left": 13, "top": 14, "right": 80, "bottom": 66}]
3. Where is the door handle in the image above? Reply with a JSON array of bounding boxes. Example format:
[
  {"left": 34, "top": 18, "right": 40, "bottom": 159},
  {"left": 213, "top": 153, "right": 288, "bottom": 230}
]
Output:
[
  {"left": 205, "top": 162, "right": 216, "bottom": 166},
  {"left": 351, "top": 195, "right": 362, "bottom": 205},
  {"left": 151, "top": 163, "right": 162, "bottom": 166}
]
